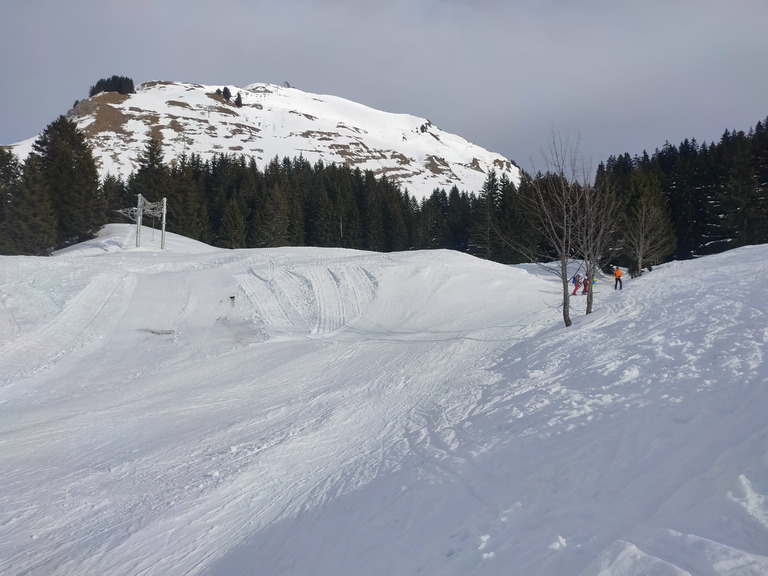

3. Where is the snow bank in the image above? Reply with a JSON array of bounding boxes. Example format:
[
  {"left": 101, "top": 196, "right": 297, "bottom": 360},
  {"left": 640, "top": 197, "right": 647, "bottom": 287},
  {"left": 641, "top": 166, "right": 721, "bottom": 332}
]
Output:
[{"left": 1, "top": 225, "right": 767, "bottom": 575}]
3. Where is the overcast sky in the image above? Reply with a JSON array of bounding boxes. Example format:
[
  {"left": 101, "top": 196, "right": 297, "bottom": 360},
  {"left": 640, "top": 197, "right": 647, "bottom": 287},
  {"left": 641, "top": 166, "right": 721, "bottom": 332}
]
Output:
[{"left": 1, "top": 0, "right": 767, "bottom": 173}]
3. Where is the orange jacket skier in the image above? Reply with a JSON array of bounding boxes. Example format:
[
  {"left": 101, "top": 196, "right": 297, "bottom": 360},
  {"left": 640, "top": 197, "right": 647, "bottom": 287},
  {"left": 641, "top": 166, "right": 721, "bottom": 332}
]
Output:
[{"left": 613, "top": 267, "right": 623, "bottom": 290}]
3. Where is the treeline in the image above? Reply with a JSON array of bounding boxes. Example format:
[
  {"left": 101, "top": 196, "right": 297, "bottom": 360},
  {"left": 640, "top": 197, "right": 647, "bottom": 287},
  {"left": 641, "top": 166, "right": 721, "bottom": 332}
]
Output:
[
  {"left": 1, "top": 114, "right": 767, "bottom": 268},
  {"left": 89, "top": 75, "right": 135, "bottom": 97},
  {"left": 0, "top": 117, "right": 533, "bottom": 258},
  {"left": 0, "top": 116, "right": 103, "bottom": 254},
  {"left": 107, "top": 137, "right": 535, "bottom": 261},
  {"left": 601, "top": 119, "right": 768, "bottom": 261}
]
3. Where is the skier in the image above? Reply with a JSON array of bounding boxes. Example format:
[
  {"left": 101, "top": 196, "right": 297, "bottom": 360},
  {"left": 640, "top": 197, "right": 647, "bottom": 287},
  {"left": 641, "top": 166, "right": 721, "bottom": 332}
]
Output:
[
  {"left": 582, "top": 275, "right": 593, "bottom": 295},
  {"left": 613, "top": 266, "right": 623, "bottom": 290},
  {"left": 572, "top": 274, "right": 582, "bottom": 296}
]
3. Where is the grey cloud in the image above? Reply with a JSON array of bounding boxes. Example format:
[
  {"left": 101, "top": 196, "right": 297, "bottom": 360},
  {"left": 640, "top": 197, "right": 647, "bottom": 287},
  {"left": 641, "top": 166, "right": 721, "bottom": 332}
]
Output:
[{"left": 1, "top": 0, "right": 767, "bottom": 173}]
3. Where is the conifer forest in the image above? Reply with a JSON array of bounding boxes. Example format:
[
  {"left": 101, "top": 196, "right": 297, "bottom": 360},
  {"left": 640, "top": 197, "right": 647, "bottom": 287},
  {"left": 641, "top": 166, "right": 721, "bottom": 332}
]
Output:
[{"left": 1, "top": 114, "right": 767, "bottom": 271}]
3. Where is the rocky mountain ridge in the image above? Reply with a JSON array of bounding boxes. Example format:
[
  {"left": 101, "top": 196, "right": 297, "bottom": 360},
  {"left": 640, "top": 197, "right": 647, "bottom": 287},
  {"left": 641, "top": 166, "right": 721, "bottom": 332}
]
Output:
[{"left": 8, "top": 81, "right": 520, "bottom": 199}]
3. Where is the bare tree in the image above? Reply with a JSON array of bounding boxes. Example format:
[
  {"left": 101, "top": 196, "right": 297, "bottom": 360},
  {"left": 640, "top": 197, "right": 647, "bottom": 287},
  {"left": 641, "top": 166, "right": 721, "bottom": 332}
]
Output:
[
  {"left": 495, "top": 132, "right": 619, "bottom": 326},
  {"left": 577, "top": 175, "right": 621, "bottom": 314},
  {"left": 522, "top": 132, "right": 584, "bottom": 327}
]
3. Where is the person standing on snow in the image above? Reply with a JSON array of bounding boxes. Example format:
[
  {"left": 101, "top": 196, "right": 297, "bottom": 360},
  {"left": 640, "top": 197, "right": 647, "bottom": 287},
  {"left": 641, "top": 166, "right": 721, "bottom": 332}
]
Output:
[
  {"left": 572, "top": 274, "right": 582, "bottom": 296},
  {"left": 613, "top": 266, "right": 623, "bottom": 290},
  {"left": 582, "top": 275, "right": 593, "bottom": 295}
]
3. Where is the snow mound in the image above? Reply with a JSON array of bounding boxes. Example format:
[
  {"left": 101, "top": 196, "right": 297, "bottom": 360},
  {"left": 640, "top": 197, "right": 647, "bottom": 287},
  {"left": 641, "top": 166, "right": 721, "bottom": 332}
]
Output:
[{"left": 1, "top": 225, "right": 767, "bottom": 575}]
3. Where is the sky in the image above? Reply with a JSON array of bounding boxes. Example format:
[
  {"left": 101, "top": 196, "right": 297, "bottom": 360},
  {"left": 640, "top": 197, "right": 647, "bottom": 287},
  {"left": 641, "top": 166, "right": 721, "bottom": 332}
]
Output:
[{"left": 1, "top": 0, "right": 767, "bottom": 172}]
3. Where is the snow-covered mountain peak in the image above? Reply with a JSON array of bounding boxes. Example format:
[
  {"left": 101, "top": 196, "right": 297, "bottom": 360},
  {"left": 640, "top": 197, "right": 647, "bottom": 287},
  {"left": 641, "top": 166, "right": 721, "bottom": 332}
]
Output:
[{"left": 9, "top": 80, "right": 520, "bottom": 199}]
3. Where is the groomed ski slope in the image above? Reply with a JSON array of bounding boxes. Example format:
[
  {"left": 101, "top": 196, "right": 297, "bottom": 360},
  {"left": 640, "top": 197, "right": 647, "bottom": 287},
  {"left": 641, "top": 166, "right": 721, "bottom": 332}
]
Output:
[{"left": 1, "top": 224, "right": 767, "bottom": 576}]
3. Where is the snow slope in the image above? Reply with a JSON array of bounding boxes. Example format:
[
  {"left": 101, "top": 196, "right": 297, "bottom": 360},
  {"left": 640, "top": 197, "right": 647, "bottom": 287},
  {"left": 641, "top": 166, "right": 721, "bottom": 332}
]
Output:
[
  {"left": 1, "top": 224, "right": 767, "bottom": 576},
  {"left": 6, "top": 81, "right": 519, "bottom": 200}
]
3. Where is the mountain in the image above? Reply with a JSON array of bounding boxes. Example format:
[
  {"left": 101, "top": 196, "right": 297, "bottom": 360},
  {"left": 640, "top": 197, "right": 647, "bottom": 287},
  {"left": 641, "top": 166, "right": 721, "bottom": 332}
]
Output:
[
  {"left": 2, "top": 224, "right": 768, "bottom": 575},
  {"left": 7, "top": 81, "right": 520, "bottom": 199}
]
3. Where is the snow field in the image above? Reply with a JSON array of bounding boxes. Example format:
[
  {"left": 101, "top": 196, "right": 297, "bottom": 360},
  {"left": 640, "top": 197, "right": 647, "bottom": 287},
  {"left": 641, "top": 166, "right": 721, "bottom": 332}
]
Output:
[{"left": 1, "top": 225, "right": 767, "bottom": 575}]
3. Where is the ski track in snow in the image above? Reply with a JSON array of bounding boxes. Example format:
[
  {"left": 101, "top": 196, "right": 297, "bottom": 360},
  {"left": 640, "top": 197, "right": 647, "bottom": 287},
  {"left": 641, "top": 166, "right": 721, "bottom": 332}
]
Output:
[{"left": 1, "top": 226, "right": 768, "bottom": 575}]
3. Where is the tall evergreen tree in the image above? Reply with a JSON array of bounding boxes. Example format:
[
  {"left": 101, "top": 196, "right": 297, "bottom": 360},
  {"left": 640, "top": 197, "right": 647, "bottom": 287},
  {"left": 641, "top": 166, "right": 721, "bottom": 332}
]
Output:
[
  {"left": 751, "top": 118, "right": 768, "bottom": 243},
  {"left": 495, "top": 173, "right": 537, "bottom": 263},
  {"left": 417, "top": 189, "right": 451, "bottom": 249},
  {"left": 32, "top": 116, "right": 103, "bottom": 247},
  {"left": 219, "top": 192, "right": 248, "bottom": 248},
  {"left": 251, "top": 183, "right": 291, "bottom": 247},
  {"left": 446, "top": 186, "right": 472, "bottom": 252},
  {"left": 101, "top": 173, "right": 128, "bottom": 222},
  {"left": 719, "top": 131, "right": 763, "bottom": 246},
  {"left": 128, "top": 137, "right": 169, "bottom": 204},
  {"left": 0, "top": 155, "right": 57, "bottom": 255},
  {"left": 660, "top": 139, "right": 708, "bottom": 258},
  {"left": 0, "top": 148, "right": 22, "bottom": 228},
  {"left": 331, "top": 164, "right": 364, "bottom": 248},
  {"left": 361, "top": 171, "right": 385, "bottom": 251},
  {"left": 306, "top": 184, "right": 338, "bottom": 246},
  {"left": 470, "top": 170, "right": 500, "bottom": 260}
]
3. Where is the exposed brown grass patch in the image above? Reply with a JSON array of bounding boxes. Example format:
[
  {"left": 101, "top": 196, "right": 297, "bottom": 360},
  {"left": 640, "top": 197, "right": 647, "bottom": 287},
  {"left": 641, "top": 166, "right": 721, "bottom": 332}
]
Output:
[
  {"left": 141, "top": 81, "right": 176, "bottom": 89},
  {"left": 225, "top": 123, "right": 261, "bottom": 143},
  {"left": 205, "top": 93, "right": 240, "bottom": 115},
  {"left": 390, "top": 152, "right": 412, "bottom": 166},
  {"left": 168, "top": 118, "right": 185, "bottom": 133},
  {"left": 424, "top": 155, "right": 451, "bottom": 176},
  {"left": 300, "top": 130, "right": 337, "bottom": 141},
  {"left": 328, "top": 143, "right": 358, "bottom": 161},
  {"left": 211, "top": 105, "right": 239, "bottom": 117},
  {"left": 74, "top": 97, "right": 131, "bottom": 138},
  {"left": 289, "top": 110, "right": 317, "bottom": 121},
  {"left": 337, "top": 122, "right": 365, "bottom": 134},
  {"left": 167, "top": 100, "right": 192, "bottom": 109},
  {"left": 468, "top": 157, "right": 484, "bottom": 172},
  {"left": 148, "top": 124, "right": 164, "bottom": 143}
]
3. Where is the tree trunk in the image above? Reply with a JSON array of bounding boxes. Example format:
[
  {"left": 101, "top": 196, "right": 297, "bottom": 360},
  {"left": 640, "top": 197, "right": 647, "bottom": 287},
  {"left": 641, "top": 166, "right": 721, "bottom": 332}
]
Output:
[{"left": 562, "top": 262, "right": 572, "bottom": 327}]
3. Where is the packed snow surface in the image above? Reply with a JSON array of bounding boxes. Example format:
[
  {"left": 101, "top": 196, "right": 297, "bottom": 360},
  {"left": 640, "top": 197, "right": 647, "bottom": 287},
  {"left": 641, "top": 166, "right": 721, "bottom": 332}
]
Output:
[{"left": 1, "top": 224, "right": 767, "bottom": 575}]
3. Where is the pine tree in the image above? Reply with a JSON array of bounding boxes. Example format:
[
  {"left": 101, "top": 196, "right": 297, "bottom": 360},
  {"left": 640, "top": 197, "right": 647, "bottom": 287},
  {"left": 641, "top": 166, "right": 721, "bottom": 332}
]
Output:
[
  {"left": 657, "top": 139, "right": 708, "bottom": 259},
  {"left": 446, "top": 186, "right": 472, "bottom": 252},
  {"left": 751, "top": 118, "right": 768, "bottom": 243},
  {"left": 101, "top": 173, "right": 128, "bottom": 222},
  {"left": 251, "top": 184, "right": 290, "bottom": 247},
  {"left": 169, "top": 153, "right": 211, "bottom": 242},
  {"left": 382, "top": 182, "right": 408, "bottom": 251},
  {"left": 32, "top": 116, "right": 103, "bottom": 247},
  {"left": 219, "top": 193, "right": 247, "bottom": 248},
  {"left": 0, "top": 155, "right": 57, "bottom": 255},
  {"left": 417, "top": 190, "right": 450, "bottom": 249},
  {"left": 307, "top": 185, "right": 338, "bottom": 246},
  {"left": 128, "top": 137, "right": 168, "bottom": 203},
  {"left": 89, "top": 75, "right": 135, "bottom": 97},
  {"left": 0, "top": 148, "right": 22, "bottom": 229},
  {"left": 362, "top": 171, "right": 385, "bottom": 251},
  {"left": 495, "top": 173, "right": 536, "bottom": 264},
  {"left": 719, "top": 131, "right": 762, "bottom": 246},
  {"left": 330, "top": 164, "right": 363, "bottom": 248},
  {"left": 470, "top": 170, "right": 500, "bottom": 259}
]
